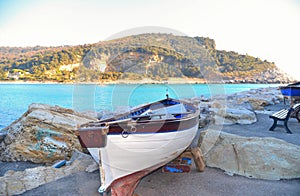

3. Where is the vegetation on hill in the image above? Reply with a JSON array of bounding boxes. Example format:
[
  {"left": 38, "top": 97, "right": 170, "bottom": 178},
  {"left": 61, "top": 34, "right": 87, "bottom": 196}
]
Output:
[
  {"left": 0, "top": 33, "right": 286, "bottom": 83},
  {"left": 216, "top": 50, "right": 276, "bottom": 78}
]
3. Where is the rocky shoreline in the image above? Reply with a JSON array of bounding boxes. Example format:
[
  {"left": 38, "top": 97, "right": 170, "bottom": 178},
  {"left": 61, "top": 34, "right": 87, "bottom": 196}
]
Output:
[
  {"left": 0, "top": 86, "right": 300, "bottom": 195},
  {"left": 0, "top": 77, "right": 295, "bottom": 85}
]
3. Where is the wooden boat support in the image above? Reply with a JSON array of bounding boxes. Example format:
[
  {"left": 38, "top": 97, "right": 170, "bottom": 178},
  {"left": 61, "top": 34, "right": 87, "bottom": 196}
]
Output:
[
  {"left": 162, "top": 147, "right": 205, "bottom": 173},
  {"left": 191, "top": 147, "right": 205, "bottom": 172}
]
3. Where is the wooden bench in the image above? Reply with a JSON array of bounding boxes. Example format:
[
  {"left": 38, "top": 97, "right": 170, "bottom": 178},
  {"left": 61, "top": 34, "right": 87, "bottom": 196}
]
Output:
[{"left": 269, "top": 103, "right": 300, "bottom": 134}]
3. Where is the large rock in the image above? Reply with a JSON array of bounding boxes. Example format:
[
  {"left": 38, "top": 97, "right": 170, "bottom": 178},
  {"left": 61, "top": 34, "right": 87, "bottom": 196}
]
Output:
[
  {"left": 199, "top": 130, "right": 300, "bottom": 180},
  {"left": 0, "top": 130, "right": 6, "bottom": 143},
  {"left": 201, "top": 87, "right": 285, "bottom": 125},
  {"left": 0, "top": 150, "right": 97, "bottom": 195},
  {"left": 233, "top": 87, "right": 283, "bottom": 110},
  {"left": 211, "top": 106, "right": 257, "bottom": 125},
  {"left": 209, "top": 99, "right": 257, "bottom": 125},
  {"left": 0, "top": 103, "right": 97, "bottom": 163},
  {"left": 237, "top": 97, "right": 271, "bottom": 110},
  {"left": 186, "top": 87, "right": 284, "bottom": 126}
]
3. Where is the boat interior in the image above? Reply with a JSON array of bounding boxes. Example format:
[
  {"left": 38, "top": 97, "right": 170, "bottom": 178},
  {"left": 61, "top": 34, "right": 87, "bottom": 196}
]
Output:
[{"left": 100, "top": 98, "right": 197, "bottom": 123}]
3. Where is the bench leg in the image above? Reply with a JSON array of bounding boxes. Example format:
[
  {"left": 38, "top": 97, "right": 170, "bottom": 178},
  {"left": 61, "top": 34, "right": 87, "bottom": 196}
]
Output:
[
  {"left": 269, "top": 119, "right": 277, "bottom": 131},
  {"left": 284, "top": 120, "right": 292, "bottom": 134}
]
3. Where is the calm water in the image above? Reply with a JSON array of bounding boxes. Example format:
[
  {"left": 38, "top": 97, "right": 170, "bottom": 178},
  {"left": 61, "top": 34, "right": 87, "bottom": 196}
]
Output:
[{"left": 0, "top": 83, "right": 278, "bottom": 129}]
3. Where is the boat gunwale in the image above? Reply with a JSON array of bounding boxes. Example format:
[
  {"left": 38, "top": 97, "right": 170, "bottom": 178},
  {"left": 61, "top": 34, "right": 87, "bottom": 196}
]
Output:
[{"left": 97, "top": 98, "right": 198, "bottom": 122}]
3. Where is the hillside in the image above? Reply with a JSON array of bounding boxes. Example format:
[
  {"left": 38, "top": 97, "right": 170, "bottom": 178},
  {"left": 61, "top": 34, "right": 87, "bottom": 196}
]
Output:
[{"left": 0, "top": 33, "right": 294, "bottom": 83}]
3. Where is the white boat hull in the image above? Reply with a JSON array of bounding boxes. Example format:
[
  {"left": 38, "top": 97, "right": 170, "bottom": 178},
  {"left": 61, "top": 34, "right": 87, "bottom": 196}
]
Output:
[{"left": 88, "top": 124, "right": 198, "bottom": 192}]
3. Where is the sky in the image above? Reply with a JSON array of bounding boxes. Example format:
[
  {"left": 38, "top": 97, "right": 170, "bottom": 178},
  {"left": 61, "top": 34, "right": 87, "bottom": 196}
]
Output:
[{"left": 0, "top": 0, "right": 299, "bottom": 80}]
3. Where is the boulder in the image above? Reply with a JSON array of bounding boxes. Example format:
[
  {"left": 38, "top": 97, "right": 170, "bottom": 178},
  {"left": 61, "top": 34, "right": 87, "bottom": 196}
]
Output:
[
  {"left": 209, "top": 99, "right": 257, "bottom": 125},
  {"left": 212, "top": 107, "right": 257, "bottom": 125},
  {"left": 0, "top": 103, "right": 97, "bottom": 163},
  {"left": 186, "top": 87, "right": 284, "bottom": 126},
  {"left": 0, "top": 150, "right": 97, "bottom": 195},
  {"left": 237, "top": 97, "right": 271, "bottom": 110},
  {"left": 199, "top": 130, "right": 300, "bottom": 180},
  {"left": 0, "top": 130, "right": 7, "bottom": 143},
  {"left": 233, "top": 87, "right": 283, "bottom": 110},
  {"left": 198, "top": 102, "right": 213, "bottom": 128},
  {"left": 205, "top": 87, "right": 286, "bottom": 124}
]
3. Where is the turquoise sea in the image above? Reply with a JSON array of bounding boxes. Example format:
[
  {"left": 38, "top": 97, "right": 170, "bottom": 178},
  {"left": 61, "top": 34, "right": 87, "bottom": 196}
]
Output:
[{"left": 0, "top": 83, "right": 279, "bottom": 130}]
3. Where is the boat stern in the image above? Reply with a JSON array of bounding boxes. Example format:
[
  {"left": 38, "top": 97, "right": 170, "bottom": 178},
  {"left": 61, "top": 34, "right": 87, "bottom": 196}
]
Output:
[{"left": 77, "top": 123, "right": 109, "bottom": 148}]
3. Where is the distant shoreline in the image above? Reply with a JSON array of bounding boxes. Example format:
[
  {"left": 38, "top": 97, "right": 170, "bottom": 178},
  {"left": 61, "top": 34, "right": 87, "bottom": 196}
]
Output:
[
  {"left": 0, "top": 78, "right": 207, "bottom": 84},
  {"left": 0, "top": 79, "right": 288, "bottom": 85}
]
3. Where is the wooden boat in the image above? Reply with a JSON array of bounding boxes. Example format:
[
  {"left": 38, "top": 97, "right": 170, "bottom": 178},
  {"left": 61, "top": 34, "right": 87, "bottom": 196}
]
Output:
[{"left": 78, "top": 97, "right": 200, "bottom": 195}]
